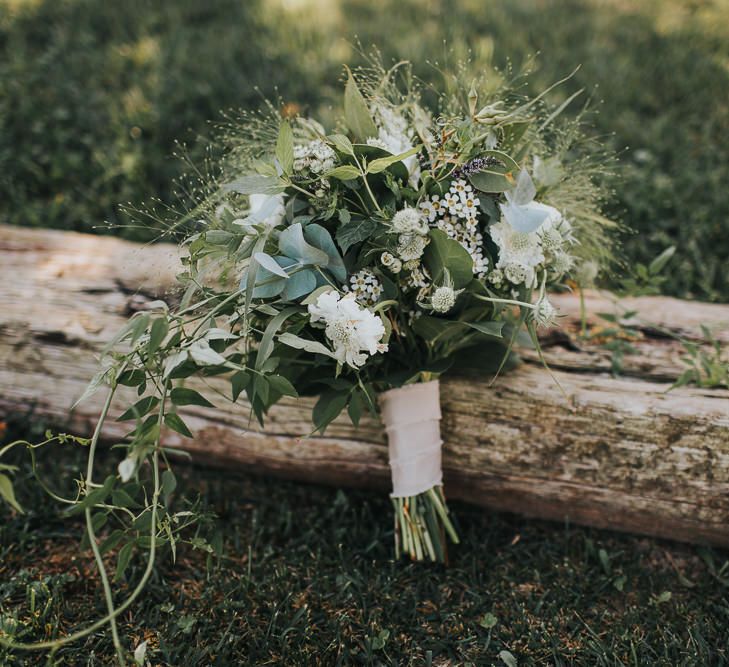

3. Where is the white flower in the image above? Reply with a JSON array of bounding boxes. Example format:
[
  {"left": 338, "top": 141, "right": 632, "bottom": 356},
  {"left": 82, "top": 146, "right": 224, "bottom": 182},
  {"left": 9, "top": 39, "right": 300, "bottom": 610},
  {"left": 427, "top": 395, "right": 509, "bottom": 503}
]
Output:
[
  {"left": 419, "top": 196, "right": 443, "bottom": 222},
  {"left": 371, "top": 102, "right": 420, "bottom": 187},
  {"left": 397, "top": 233, "right": 429, "bottom": 261},
  {"left": 490, "top": 219, "right": 544, "bottom": 286},
  {"left": 245, "top": 193, "right": 286, "bottom": 229},
  {"left": 380, "top": 251, "right": 402, "bottom": 273},
  {"left": 346, "top": 269, "right": 383, "bottom": 306},
  {"left": 575, "top": 260, "right": 600, "bottom": 287},
  {"left": 503, "top": 262, "right": 534, "bottom": 287},
  {"left": 293, "top": 139, "right": 336, "bottom": 174},
  {"left": 118, "top": 456, "right": 136, "bottom": 483},
  {"left": 391, "top": 207, "right": 428, "bottom": 235},
  {"left": 307, "top": 291, "right": 388, "bottom": 368},
  {"left": 551, "top": 252, "right": 574, "bottom": 276},
  {"left": 430, "top": 286, "right": 457, "bottom": 313},
  {"left": 533, "top": 295, "right": 558, "bottom": 328}
]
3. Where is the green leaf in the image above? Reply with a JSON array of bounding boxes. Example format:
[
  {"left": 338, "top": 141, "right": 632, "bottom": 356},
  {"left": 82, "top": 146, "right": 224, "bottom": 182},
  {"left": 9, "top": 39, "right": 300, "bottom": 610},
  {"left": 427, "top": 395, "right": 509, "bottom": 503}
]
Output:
[
  {"left": 278, "top": 332, "right": 336, "bottom": 359},
  {"left": 222, "top": 174, "right": 285, "bottom": 195},
  {"left": 313, "top": 391, "right": 348, "bottom": 433},
  {"left": 464, "top": 321, "right": 504, "bottom": 338},
  {"left": 423, "top": 228, "right": 474, "bottom": 288},
  {"left": 231, "top": 371, "right": 250, "bottom": 402},
  {"left": 649, "top": 246, "right": 676, "bottom": 275},
  {"left": 254, "top": 252, "right": 290, "bottom": 278},
  {"left": 0, "top": 474, "right": 23, "bottom": 513},
  {"left": 117, "top": 396, "right": 160, "bottom": 422},
  {"left": 148, "top": 318, "right": 169, "bottom": 356},
  {"left": 366, "top": 146, "right": 420, "bottom": 174},
  {"left": 252, "top": 375, "right": 270, "bottom": 404},
  {"left": 114, "top": 542, "right": 134, "bottom": 582},
  {"left": 324, "top": 165, "right": 361, "bottom": 181},
  {"left": 267, "top": 374, "right": 298, "bottom": 398},
  {"left": 164, "top": 413, "right": 193, "bottom": 438},
  {"left": 328, "top": 134, "right": 354, "bottom": 156},
  {"left": 281, "top": 269, "right": 318, "bottom": 301},
  {"left": 336, "top": 218, "right": 378, "bottom": 254},
  {"left": 469, "top": 168, "right": 513, "bottom": 193},
  {"left": 275, "top": 121, "right": 294, "bottom": 174},
  {"left": 117, "top": 369, "right": 146, "bottom": 387},
  {"left": 303, "top": 224, "right": 347, "bottom": 282},
  {"left": 161, "top": 469, "right": 177, "bottom": 505},
  {"left": 279, "top": 223, "right": 330, "bottom": 265},
  {"left": 112, "top": 488, "right": 140, "bottom": 509},
  {"left": 343, "top": 67, "right": 377, "bottom": 140},
  {"left": 170, "top": 387, "right": 214, "bottom": 408},
  {"left": 256, "top": 307, "right": 298, "bottom": 370}
]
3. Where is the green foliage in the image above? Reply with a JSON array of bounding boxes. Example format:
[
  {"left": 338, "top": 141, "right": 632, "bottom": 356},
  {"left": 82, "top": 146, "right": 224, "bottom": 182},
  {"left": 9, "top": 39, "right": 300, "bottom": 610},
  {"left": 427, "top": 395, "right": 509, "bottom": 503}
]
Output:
[{"left": 672, "top": 326, "right": 729, "bottom": 390}]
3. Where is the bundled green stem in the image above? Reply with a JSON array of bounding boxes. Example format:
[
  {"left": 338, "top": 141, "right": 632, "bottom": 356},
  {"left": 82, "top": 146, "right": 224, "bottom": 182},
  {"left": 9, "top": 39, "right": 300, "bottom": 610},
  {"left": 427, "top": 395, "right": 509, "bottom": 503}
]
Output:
[{"left": 391, "top": 486, "right": 459, "bottom": 563}]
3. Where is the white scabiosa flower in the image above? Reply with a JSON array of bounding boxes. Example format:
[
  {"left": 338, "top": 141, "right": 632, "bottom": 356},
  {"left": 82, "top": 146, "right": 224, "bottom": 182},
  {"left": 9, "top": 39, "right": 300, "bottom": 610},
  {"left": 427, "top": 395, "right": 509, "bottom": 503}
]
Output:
[
  {"left": 430, "top": 286, "right": 457, "bottom": 313},
  {"left": 574, "top": 259, "right": 600, "bottom": 287},
  {"left": 551, "top": 252, "right": 574, "bottom": 276},
  {"left": 397, "top": 233, "right": 429, "bottom": 261},
  {"left": 533, "top": 295, "right": 558, "bottom": 328},
  {"left": 490, "top": 219, "right": 544, "bottom": 287},
  {"left": 307, "top": 291, "right": 388, "bottom": 369},
  {"left": 380, "top": 251, "right": 402, "bottom": 274},
  {"left": 391, "top": 207, "right": 429, "bottom": 235}
]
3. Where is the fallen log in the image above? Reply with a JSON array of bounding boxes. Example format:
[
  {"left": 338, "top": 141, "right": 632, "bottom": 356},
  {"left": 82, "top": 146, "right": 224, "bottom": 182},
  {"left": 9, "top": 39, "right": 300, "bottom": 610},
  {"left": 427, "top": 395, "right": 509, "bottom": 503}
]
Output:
[{"left": 1, "top": 224, "right": 729, "bottom": 546}]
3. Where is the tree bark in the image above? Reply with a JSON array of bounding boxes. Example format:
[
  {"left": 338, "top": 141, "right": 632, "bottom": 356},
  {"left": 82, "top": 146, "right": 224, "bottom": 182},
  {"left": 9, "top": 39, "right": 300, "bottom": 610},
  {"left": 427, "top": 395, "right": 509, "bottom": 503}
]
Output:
[{"left": 1, "top": 225, "right": 728, "bottom": 545}]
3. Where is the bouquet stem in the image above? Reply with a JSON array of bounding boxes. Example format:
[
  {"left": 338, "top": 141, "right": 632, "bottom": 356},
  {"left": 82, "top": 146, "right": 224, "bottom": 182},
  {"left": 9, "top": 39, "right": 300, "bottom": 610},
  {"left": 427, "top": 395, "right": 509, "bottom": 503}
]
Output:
[
  {"left": 392, "top": 486, "right": 459, "bottom": 563},
  {"left": 380, "top": 380, "right": 459, "bottom": 563}
]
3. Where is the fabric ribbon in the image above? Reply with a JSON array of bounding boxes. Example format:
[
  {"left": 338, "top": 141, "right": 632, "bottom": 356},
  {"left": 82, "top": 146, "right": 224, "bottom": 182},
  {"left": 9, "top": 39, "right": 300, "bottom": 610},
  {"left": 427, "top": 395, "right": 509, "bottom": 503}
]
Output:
[{"left": 379, "top": 380, "right": 443, "bottom": 498}]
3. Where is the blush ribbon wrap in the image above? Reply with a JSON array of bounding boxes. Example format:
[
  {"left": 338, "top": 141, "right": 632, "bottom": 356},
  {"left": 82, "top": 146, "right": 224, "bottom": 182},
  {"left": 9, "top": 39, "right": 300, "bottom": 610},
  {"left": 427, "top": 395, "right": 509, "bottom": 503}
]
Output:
[{"left": 379, "top": 380, "right": 443, "bottom": 498}]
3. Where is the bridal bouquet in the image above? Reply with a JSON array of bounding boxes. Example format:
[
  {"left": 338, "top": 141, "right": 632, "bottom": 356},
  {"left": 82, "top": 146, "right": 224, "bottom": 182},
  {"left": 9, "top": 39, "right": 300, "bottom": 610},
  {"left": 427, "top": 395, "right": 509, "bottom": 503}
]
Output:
[
  {"left": 124, "top": 60, "right": 611, "bottom": 562},
  {"left": 25, "top": 60, "right": 612, "bottom": 572}
]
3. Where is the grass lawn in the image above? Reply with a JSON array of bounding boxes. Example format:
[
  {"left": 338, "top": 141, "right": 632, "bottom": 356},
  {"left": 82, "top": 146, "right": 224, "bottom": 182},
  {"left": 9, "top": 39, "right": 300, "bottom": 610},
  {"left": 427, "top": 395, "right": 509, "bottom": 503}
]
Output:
[{"left": 1, "top": 433, "right": 728, "bottom": 666}]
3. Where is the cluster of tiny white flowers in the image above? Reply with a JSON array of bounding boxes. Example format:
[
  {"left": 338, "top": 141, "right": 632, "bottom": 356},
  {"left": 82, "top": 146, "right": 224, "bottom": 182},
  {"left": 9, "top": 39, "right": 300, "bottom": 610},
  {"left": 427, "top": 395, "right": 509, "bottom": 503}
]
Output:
[
  {"left": 293, "top": 139, "right": 336, "bottom": 174},
  {"left": 345, "top": 269, "right": 383, "bottom": 306},
  {"left": 370, "top": 103, "right": 420, "bottom": 186},
  {"left": 308, "top": 291, "right": 388, "bottom": 369},
  {"left": 419, "top": 179, "right": 489, "bottom": 277}
]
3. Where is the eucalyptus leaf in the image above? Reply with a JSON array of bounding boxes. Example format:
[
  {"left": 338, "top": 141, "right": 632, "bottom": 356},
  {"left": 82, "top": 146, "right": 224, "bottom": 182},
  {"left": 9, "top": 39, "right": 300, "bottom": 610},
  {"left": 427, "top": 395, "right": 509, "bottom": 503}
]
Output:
[
  {"left": 279, "top": 223, "right": 330, "bottom": 265},
  {"left": 254, "top": 252, "right": 290, "bottom": 279},
  {"left": 304, "top": 224, "right": 346, "bottom": 282}
]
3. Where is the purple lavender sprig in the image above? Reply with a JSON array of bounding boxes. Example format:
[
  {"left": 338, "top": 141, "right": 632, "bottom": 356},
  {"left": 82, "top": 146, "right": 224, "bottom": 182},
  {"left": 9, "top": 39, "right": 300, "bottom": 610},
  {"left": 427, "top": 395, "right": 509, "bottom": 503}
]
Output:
[{"left": 453, "top": 156, "right": 502, "bottom": 180}]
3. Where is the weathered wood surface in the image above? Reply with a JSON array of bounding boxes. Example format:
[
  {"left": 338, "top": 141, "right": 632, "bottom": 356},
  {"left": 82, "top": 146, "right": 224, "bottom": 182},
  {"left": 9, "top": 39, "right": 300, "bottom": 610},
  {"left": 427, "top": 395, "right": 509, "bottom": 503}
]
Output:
[{"left": 1, "top": 224, "right": 729, "bottom": 546}]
